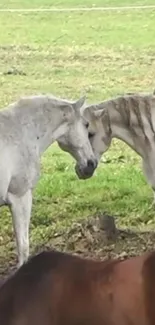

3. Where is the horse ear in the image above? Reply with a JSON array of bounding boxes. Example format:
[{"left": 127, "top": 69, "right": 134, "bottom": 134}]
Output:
[
  {"left": 73, "top": 96, "right": 86, "bottom": 111},
  {"left": 60, "top": 104, "right": 74, "bottom": 121},
  {"left": 93, "top": 108, "right": 105, "bottom": 118},
  {"left": 81, "top": 105, "right": 93, "bottom": 120},
  {"left": 81, "top": 104, "right": 106, "bottom": 120}
]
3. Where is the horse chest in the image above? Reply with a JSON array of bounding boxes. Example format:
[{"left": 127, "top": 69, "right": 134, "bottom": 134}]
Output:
[{"left": 8, "top": 157, "right": 40, "bottom": 195}]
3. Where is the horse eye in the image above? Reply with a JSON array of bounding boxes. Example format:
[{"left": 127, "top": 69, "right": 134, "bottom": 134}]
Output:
[
  {"left": 85, "top": 122, "right": 89, "bottom": 128},
  {"left": 88, "top": 132, "right": 95, "bottom": 139}
]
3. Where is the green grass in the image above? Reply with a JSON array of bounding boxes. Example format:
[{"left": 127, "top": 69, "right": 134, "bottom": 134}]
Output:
[
  {"left": 0, "top": 0, "right": 155, "bottom": 264},
  {"left": 0, "top": 0, "right": 155, "bottom": 8}
]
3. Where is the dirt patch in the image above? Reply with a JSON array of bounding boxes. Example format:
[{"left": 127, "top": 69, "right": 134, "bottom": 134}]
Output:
[
  {"left": 1, "top": 214, "right": 155, "bottom": 277},
  {"left": 46, "top": 214, "right": 155, "bottom": 259}
]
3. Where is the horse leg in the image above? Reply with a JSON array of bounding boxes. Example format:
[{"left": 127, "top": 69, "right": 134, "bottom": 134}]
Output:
[
  {"left": 142, "top": 159, "right": 155, "bottom": 208},
  {"left": 7, "top": 189, "right": 32, "bottom": 267}
]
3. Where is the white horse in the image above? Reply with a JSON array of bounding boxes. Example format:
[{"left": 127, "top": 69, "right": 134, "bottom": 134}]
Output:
[
  {"left": 0, "top": 94, "right": 98, "bottom": 267},
  {"left": 82, "top": 93, "right": 155, "bottom": 204}
]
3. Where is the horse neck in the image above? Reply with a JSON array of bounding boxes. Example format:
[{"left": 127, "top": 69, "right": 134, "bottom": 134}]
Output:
[
  {"left": 38, "top": 122, "right": 68, "bottom": 155},
  {"left": 111, "top": 124, "right": 144, "bottom": 157},
  {"left": 107, "top": 97, "right": 149, "bottom": 158},
  {"left": 13, "top": 96, "right": 69, "bottom": 155}
]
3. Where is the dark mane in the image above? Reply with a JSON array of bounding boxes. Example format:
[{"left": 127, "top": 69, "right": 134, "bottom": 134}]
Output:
[
  {"left": 0, "top": 250, "right": 119, "bottom": 292},
  {"left": 0, "top": 250, "right": 72, "bottom": 290}
]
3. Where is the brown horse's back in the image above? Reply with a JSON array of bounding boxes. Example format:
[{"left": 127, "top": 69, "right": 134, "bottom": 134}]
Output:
[{"left": 0, "top": 250, "right": 155, "bottom": 325}]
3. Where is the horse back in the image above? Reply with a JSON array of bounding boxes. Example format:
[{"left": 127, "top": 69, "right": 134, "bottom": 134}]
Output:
[{"left": 1, "top": 250, "right": 155, "bottom": 325}]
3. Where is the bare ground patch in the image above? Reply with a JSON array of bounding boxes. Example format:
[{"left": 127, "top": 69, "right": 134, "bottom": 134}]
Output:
[{"left": 1, "top": 214, "right": 155, "bottom": 277}]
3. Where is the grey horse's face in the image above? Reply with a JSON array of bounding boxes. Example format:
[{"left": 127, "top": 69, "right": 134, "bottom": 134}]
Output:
[
  {"left": 80, "top": 102, "right": 112, "bottom": 163},
  {"left": 57, "top": 96, "right": 98, "bottom": 179}
]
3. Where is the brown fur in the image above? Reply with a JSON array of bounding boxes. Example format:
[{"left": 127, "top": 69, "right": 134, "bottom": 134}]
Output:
[{"left": 0, "top": 249, "right": 155, "bottom": 325}]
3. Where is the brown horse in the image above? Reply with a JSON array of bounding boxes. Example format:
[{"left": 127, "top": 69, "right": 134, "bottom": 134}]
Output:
[{"left": 0, "top": 249, "right": 155, "bottom": 325}]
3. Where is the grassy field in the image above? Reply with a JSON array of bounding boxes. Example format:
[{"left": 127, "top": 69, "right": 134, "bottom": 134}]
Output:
[
  {"left": 0, "top": 0, "right": 155, "bottom": 266},
  {"left": 0, "top": 0, "right": 155, "bottom": 8}
]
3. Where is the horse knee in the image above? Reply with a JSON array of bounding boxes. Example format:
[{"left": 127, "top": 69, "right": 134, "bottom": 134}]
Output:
[{"left": 17, "top": 241, "right": 29, "bottom": 267}]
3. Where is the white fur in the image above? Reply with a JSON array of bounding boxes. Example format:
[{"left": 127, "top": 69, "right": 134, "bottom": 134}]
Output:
[{"left": 0, "top": 94, "right": 97, "bottom": 267}]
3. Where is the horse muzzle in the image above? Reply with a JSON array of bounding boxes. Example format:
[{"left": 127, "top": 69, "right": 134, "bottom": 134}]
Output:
[{"left": 75, "top": 159, "right": 98, "bottom": 179}]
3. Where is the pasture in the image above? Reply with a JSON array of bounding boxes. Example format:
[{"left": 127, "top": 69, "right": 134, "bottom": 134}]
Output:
[{"left": 0, "top": 0, "right": 155, "bottom": 273}]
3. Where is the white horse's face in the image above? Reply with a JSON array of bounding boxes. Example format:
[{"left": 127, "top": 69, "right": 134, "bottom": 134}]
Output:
[
  {"left": 81, "top": 102, "right": 112, "bottom": 163},
  {"left": 57, "top": 96, "right": 98, "bottom": 179}
]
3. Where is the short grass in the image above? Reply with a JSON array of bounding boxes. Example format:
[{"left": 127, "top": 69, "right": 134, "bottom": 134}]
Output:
[
  {"left": 0, "top": 0, "right": 155, "bottom": 264},
  {"left": 0, "top": 0, "right": 155, "bottom": 8}
]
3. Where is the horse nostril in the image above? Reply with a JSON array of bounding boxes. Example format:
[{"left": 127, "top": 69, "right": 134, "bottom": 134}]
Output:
[{"left": 87, "top": 159, "right": 96, "bottom": 169}]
